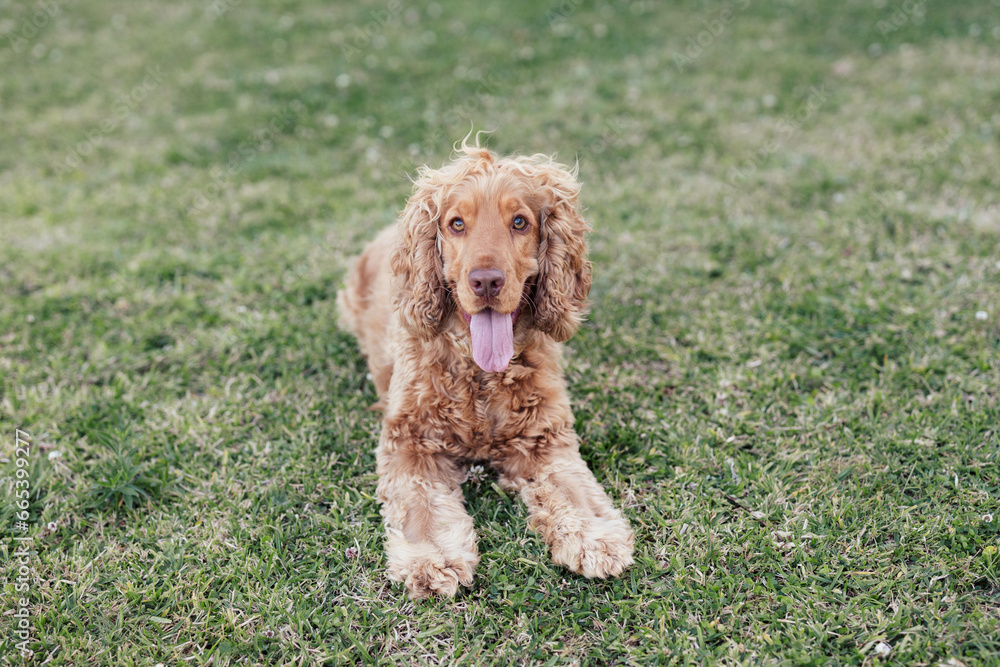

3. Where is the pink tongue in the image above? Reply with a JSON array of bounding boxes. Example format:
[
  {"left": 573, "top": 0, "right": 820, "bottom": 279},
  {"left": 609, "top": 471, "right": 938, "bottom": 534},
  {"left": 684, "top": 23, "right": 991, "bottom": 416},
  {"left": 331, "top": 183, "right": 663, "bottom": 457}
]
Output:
[{"left": 469, "top": 308, "right": 514, "bottom": 372}]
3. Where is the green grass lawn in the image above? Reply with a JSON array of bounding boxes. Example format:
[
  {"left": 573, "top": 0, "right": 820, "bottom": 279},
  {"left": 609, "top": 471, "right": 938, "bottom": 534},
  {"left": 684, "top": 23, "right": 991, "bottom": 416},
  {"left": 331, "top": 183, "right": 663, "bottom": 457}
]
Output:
[{"left": 2, "top": 0, "right": 999, "bottom": 664}]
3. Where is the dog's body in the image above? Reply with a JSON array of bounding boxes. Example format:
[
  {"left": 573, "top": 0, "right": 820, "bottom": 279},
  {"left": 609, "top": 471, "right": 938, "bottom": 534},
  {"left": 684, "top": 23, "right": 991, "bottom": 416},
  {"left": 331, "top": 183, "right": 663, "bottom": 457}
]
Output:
[{"left": 338, "top": 144, "right": 634, "bottom": 599}]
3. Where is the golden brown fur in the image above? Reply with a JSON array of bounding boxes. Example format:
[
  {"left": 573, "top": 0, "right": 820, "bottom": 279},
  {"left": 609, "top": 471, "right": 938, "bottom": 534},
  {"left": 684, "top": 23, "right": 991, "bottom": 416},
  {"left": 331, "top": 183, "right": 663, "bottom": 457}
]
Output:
[{"left": 337, "top": 141, "right": 634, "bottom": 599}]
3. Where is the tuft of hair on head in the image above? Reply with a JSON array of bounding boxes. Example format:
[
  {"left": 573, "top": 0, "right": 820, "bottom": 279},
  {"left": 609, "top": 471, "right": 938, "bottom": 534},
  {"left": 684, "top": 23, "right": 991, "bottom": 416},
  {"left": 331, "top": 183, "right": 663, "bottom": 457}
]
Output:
[{"left": 455, "top": 126, "right": 497, "bottom": 156}]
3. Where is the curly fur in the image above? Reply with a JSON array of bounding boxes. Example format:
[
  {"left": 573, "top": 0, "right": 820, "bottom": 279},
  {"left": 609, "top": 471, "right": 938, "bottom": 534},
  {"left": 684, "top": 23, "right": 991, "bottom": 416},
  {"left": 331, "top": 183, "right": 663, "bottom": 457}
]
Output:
[{"left": 337, "top": 140, "right": 633, "bottom": 599}]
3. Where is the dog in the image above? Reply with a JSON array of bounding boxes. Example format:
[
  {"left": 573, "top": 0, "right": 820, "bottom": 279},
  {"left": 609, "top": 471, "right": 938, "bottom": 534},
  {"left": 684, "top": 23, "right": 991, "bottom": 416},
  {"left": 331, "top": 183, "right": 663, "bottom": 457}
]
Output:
[{"left": 337, "top": 141, "right": 634, "bottom": 598}]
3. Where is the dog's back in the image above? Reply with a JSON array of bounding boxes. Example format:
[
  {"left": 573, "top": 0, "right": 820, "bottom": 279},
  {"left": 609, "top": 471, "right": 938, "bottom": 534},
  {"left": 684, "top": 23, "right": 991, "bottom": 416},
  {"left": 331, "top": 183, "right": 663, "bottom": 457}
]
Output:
[{"left": 337, "top": 224, "right": 397, "bottom": 398}]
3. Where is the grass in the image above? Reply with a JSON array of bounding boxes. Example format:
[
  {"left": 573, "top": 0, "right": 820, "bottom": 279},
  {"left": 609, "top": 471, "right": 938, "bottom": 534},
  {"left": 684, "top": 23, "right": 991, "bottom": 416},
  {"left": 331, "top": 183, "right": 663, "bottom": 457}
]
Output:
[{"left": 1, "top": 0, "right": 999, "bottom": 664}]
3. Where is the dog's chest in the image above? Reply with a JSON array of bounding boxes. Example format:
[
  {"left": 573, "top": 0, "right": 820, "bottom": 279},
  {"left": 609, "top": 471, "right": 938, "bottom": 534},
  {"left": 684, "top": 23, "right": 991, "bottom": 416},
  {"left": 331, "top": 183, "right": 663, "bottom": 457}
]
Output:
[{"left": 453, "top": 366, "right": 547, "bottom": 458}]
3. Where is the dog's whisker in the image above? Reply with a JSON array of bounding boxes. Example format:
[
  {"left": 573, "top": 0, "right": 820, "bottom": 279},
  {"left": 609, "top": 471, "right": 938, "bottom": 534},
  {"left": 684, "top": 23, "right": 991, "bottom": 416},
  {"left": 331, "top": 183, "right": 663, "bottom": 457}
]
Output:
[{"left": 520, "top": 289, "right": 539, "bottom": 314}]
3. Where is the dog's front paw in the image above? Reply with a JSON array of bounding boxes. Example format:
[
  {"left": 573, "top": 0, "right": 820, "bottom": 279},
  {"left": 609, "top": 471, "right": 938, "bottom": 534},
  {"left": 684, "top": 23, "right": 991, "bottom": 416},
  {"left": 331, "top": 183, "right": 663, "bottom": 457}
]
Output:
[
  {"left": 550, "top": 517, "right": 635, "bottom": 579},
  {"left": 399, "top": 555, "right": 474, "bottom": 599},
  {"left": 385, "top": 540, "right": 479, "bottom": 599},
  {"left": 577, "top": 529, "right": 635, "bottom": 578}
]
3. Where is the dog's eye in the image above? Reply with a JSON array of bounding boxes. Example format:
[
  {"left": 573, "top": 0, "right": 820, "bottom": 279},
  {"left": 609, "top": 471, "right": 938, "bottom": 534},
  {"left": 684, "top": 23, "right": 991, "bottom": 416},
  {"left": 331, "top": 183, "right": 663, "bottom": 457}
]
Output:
[
  {"left": 450, "top": 218, "right": 465, "bottom": 232},
  {"left": 512, "top": 215, "right": 527, "bottom": 231}
]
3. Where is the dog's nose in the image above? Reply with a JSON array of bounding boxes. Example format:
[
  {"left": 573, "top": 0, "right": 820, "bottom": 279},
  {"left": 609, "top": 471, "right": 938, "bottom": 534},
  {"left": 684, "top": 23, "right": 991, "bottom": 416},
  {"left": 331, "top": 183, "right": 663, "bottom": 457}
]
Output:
[{"left": 468, "top": 269, "right": 506, "bottom": 298}]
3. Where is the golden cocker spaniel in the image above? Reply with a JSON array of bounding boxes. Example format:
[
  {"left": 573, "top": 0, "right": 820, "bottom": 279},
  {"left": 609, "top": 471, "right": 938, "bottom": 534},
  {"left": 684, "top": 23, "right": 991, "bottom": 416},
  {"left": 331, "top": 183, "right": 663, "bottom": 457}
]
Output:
[{"left": 338, "top": 142, "right": 634, "bottom": 599}]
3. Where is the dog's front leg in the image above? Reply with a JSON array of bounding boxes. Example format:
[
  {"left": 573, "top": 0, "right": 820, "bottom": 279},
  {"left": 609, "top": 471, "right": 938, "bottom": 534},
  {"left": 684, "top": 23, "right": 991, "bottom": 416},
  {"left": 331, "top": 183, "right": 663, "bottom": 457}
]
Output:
[
  {"left": 375, "top": 430, "right": 479, "bottom": 599},
  {"left": 498, "top": 434, "right": 634, "bottom": 579}
]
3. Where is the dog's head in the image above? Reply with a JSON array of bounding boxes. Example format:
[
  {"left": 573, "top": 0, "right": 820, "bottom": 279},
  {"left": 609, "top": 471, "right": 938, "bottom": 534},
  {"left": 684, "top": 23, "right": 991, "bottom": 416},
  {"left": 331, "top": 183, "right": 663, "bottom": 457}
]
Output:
[{"left": 389, "top": 143, "right": 592, "bottom": 371}]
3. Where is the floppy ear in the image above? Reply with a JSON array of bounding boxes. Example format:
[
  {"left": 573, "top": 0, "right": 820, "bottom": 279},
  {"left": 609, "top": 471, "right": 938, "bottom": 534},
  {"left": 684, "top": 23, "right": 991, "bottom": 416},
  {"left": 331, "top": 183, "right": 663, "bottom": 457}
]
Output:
[
  {"left": 389, "top": 179, "right": 451, "bottom": 339},
  {"left": 532, "top": 163, "right": 592, "bottom": 342}
]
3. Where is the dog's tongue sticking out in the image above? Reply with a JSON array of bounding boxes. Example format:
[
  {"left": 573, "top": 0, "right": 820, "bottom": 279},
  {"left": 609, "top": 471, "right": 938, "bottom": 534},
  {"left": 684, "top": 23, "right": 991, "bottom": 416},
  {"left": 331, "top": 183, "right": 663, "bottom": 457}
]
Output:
[{"left": 469, "top": 308, "right": 514, "bottom": 373}]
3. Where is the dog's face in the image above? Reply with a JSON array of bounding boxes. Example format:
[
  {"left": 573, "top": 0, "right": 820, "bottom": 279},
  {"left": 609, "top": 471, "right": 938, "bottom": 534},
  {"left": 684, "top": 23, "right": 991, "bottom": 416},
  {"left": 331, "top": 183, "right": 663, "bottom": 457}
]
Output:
[
  {"left": 390, "top": 146, "right": 593, "bottom": 371},
  {"left": 439, "top": 176, "right": 541, "bottom": 318},
  {"left": 436, "top": 176, "right": 542, "bottom": 371}
]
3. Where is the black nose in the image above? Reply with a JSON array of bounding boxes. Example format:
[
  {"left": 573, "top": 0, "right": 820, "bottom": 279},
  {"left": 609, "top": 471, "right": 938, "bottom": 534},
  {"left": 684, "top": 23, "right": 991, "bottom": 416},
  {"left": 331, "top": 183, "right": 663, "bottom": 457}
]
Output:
[{"left": 468, "top": 269, "right": 506, "bottom": 298}]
